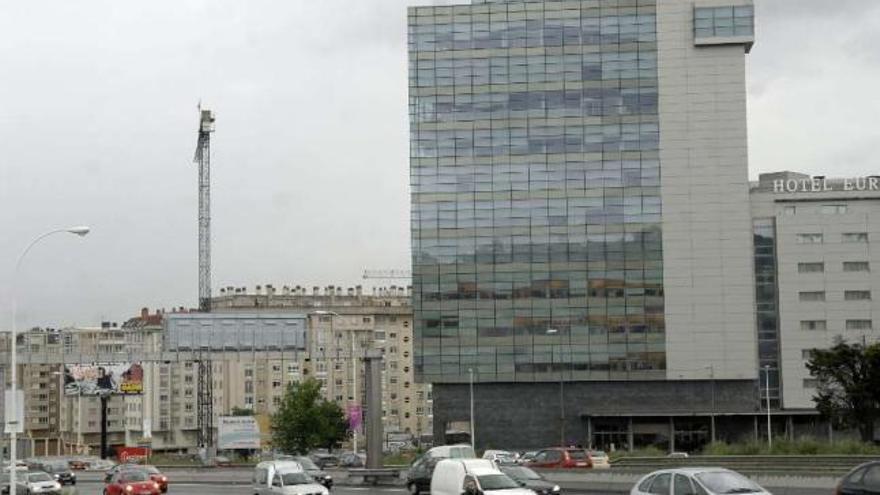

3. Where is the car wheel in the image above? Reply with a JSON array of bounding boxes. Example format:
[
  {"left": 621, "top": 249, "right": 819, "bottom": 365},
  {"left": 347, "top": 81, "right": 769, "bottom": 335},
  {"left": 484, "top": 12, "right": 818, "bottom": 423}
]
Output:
[{"left": 407, "top": 482, "right": 420, "bottom": 495}]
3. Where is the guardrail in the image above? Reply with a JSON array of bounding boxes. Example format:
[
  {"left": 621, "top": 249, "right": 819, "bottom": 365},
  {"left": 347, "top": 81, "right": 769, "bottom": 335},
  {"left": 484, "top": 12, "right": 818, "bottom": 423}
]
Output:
[{"left": 609, "top": 455, "right": 879, "bottom": 476}]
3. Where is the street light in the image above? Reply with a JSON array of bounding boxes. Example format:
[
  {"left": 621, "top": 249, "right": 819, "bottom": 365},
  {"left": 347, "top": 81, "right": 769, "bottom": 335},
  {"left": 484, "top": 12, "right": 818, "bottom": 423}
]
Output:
[
  {"left": 10, "top": 226, "right": 90, "bottom": 495},
  {"left": 764, "top": 364, "right": 772, "bottom": 450},
  {"left": 546, "top": 328, "right": 564, "bottom": 447}
]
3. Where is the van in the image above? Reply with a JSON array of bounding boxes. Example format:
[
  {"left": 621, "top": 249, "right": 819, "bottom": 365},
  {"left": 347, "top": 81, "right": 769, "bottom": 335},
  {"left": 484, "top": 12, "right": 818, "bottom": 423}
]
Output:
[
  {"left": 430, "top": 459, "right": 535, "bottom": 495},
  {"left": 253, "top": 461, "right": 330, "bottom": 495},
  {"left": 407, "top": 444, "right": 477, "bottom": 495}
]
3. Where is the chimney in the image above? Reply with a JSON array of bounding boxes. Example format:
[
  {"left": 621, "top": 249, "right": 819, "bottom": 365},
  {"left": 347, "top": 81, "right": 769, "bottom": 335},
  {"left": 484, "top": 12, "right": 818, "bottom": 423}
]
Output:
[
  {"left": 336, "top": 287, "right": 343, "bottom": 296},
  {"left": 282, "top": 286, "right": 290, "bottom": 296},
  {"left": 313, "top": 286, "right": 319, "bottom": 296},
  {"left": 347, "top": 287, "right": 355, "bottom": 296},
  {"left": 356, "top": 285, "right": 363, "bottom": 297},
  {"left": 220, "top": 288, "right": 226, "bottom": 294},
  {"left": 255, "top": 285, "right": 263, "bottom": 295},
  {"left": 407, "top": 285, "right": 413, "bottom": 297},
  {"left": 141, "top": 307, "right": 149, "bottom": 319}
]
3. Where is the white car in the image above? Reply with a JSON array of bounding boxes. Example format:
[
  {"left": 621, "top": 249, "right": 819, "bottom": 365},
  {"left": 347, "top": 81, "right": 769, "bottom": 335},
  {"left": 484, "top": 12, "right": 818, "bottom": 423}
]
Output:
[
  {"left": 631, "top": 468, "right": 772, "bottom": 495},
  {"left": 431, "top": 459, "right": 534, "bottom": 495},
  {"left": 482, "top": 450, "right": 517, "bottom": 465},
  {"left": 253, "top": 461, "right": 330, "bottom": 495}
]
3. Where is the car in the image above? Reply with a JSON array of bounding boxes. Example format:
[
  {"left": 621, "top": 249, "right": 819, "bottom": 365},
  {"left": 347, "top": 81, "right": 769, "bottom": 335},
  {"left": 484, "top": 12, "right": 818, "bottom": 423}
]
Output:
[
  {"left": 630, "top": 468, "right": 772, "bottom": 495},
  {"left": 30, "top": 461, "right": 76, "bottom": 486},
  {"left": 338, "top": 452, "right": 365, "bottom": 468},
  {"left": 431, "top": 459, "right": 533, "bottom": 495},
  {"left": 482, "top": 451, "right": 517, "bottom": 466},
  {"left": 587, "top": 451, "right": 610, "bottom": 469},
  {"left": 406, "top": 455, "right": 442, "bottom": 495},
  {"left": 103, "top": 470, "right": 161, "bottom": 495},
  {"left": 499, "top": 465, "right": 561, "bottom": 495},
  {"left": 527, "top": 448, "right": 591, "bottom": 469},
  {"left": 214, "top": 456, "right": 232, "bottom": 467},
  {"left": 516, "top": 452, "right": 537, "bottom": 465},
  {"left": 835, "top": 460, "right": 880, "bottom": 495},
  {"left": 253, "top": 461, "right": 330, "bottom": 495},
  {"left": 2, "top": 471, "right": 63, "bottom": 495},
  {"left": 290, "top": 456, "right": 333, "bottom": 489},
  {"left": 68, "top": 459, "right": 88, "bottom": 471},
  {"left": 105, "top": 465, "right": 168, "bottom": 493},
  {"left": 309, "top": 453, "right": 340, "bottom": 469}
]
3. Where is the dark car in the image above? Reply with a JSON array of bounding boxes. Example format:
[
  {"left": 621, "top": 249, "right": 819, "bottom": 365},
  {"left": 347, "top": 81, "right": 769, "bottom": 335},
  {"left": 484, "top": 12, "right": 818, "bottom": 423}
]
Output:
[
  {"left": 310, "top": 453, "right": 340, "bottom": 469},
  {"left": 338, "top": 453, "right": 365, "bottom": 468},
  {"left": 405, "top": 455, "right": 441, "bottom": 495},
  {"left": 527, "top": 448, "right": 591, "bottom": 469},
  {"left": 34, "top": 461, "right": 76, "bottom": 486},
  {"left": 292, "top": 456, "right": 334, "bottom": 489},
  {"left": 836, "top": 461, "right": 880, "bottom": 495},
  {"left": 500, "top": 466, "right": 560, "bottom": 495}
]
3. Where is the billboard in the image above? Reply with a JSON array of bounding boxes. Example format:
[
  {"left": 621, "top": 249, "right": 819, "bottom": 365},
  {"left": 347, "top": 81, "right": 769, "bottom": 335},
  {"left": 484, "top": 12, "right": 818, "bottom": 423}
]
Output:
[
  {"left": 164, "top": 313, "right": 307, "bottom": 352},
  {"left": 116, "top": 446, "right": 150, "bottom": 463},
  {"left": 218, "top": 416, "right": 261, "bottom": 450},
  {"left": 63, "top": 363, "right": 144, "bottom": 395}
]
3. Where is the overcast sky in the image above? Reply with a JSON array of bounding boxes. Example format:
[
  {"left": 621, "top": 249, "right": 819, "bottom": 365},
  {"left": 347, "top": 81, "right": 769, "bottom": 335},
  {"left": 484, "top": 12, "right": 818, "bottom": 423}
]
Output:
[{"left": 1, "top": 1, "right": 878, "bottom": 329}]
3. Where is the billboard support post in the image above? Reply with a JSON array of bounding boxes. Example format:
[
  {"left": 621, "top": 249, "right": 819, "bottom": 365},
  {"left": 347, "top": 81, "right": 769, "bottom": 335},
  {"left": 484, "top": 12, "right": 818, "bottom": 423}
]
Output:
[{"left": 100, "top": 394, "right": 108, "bottom": 459}]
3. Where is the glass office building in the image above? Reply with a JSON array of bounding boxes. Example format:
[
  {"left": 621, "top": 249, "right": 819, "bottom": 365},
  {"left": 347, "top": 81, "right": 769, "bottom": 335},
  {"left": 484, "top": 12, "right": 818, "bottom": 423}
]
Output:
[{"left": 409, "top": 0, "right": 757, "bottom": 449}]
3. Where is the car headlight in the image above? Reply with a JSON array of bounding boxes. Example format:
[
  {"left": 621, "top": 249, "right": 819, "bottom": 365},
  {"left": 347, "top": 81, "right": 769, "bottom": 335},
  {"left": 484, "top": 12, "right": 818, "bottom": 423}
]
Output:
[
  {"left": 324, "top": 475, "right": 332, "bottom": 480},
  {"left": 552, "top": 486, "right": 560, "bottom": 492},
  {"left": 125, "top": 485, "right": 134, "bottom": 493}
]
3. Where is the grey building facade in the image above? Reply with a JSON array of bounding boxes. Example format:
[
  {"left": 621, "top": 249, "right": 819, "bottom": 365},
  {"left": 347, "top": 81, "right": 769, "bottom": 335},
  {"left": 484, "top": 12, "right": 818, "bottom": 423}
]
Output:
[{"left": 409, "top": 0, "right": 758, "bottom": 450}]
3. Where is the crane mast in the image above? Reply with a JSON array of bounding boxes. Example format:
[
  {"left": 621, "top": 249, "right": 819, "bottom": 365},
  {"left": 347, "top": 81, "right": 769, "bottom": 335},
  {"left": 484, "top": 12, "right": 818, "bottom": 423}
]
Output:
[{"left": 194, "top": 108, "right": 215, "bottom": 313}]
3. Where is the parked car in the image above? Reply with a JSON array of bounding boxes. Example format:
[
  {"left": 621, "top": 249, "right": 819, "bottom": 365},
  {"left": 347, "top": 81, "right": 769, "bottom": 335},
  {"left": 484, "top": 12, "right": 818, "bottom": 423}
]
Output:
[
  {"left": 835, "top": 460, "right": 880, "bottom": 495},
  {"left": 286, "top": 456, "right": 332, "bottom": 489},
  {"left": 6, "top": 471, "right": 63, "bottom": 495},
  {"left": 527, "top": 448, "right": 591, "bottom": 469},
  {"left": 29, "top": 461, "right": 76, "bottom": 486},
  {"left": 253, "top": 461, "right": 330, "bottom": 495},
  {"left": 516, "top": 452, "right": 537, "bottom": 465},
  {"left": 105, "top": 464, "right": 168, "bottom": 493},
  {"left": 499, "top": 465, "right": 560, "bottom": 495},
  {"left": 431, "top": 459, "right": 533, "bottom": 495},
  {"left": 587, "top": 451, "right": 610, "bottom": 469},
  {"left": 630, "top": 468, "right": 772, "bottom": 495},
  {"left": 310, "top": 453, "right": 340, "bottom": 469},
  {"left": 103, "top": 470, "right": 161, "bottom": 495},
  {"left": 482, "top": 451, "right": 517, "bottom": 466},
  {"left": 338, "top": 452, "right": 365, "bottom": 468}
]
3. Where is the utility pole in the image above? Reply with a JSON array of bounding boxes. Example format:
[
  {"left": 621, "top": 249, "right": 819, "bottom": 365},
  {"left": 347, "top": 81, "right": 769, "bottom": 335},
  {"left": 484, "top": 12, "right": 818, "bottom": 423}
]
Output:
[
  {"left": 764, "top": 364, "right": 772, "bottom": 449},
  {"left": 468, "top": 368, "right": 475, "bottom": 450}
]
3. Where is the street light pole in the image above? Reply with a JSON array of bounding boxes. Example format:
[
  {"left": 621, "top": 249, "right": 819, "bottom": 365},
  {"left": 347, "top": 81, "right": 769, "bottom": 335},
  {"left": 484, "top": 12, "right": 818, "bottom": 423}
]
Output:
[
  {"left": 764, "top": 365, "right": 772, "bottom": 450},
  {"left": 468, "top": 368, "right": 474, "bottom": 450},
  {"left": 708, "top": 365, "right": 716, "bottom": 444},
  {"left": 546, "top": 328, "right": 563, "bottom": 446},
  {"left": 9, "top": 226, "right": 90, "bottom": 495}
]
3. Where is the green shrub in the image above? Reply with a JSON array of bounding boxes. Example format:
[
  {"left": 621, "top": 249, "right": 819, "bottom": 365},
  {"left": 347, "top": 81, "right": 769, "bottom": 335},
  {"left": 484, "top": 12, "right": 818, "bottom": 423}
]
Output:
[{"left": 702, "top": 437, "right": 880, "bottom": 456}]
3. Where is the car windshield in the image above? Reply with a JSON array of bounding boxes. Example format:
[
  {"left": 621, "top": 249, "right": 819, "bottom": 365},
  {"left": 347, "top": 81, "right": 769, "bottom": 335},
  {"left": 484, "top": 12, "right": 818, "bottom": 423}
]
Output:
[
  {"left": 567, "top": 450, "right": 587, "bottom": 460},
  {"left": 43, "top": 463, "right": 67, "bottom": 472},
  {"left": 281, "top": 472, "right": 314, "bottom": 485},
  {"left": 695, "top": 472, "right": 762, "bottom": 493},
  {"left": 296, "top": 457, "right": 320, "bottom": 470},
  {"left": 142, "top": 466, "right": 160, "bottom": 474},
  {"left": 28, "top": 472, "right": 53, "bottom": 482},
  {"left": 478, "top": 474, "right": 520, "bottom": 490},
  {"left": 120, "top": 471, "right": 150, "bottom": 482},
  {"left": 502, "top": 467, "right": 541, "bottom": 480}
]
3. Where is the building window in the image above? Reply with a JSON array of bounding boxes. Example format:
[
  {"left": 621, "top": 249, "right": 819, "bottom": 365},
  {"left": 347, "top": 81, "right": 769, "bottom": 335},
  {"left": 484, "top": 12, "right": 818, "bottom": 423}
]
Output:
[
  {"left": 796, "top": 233, "right": 823, "bottom": 244},
  {"left": 799, "top": 291, "right": 825, "bottom": 302},
  {"left": 363, "top": 317, "right": 372, "bottom": 324},
  {"left": 694, "top": 5, "right": 754, "bottom": 38},
  {"left": 798, "top": 262, "right": 824, "bottom": 274},
  {"left": 843, "top": 261, "right": 870, "bottom": 272},
  {"left": 842, "top": 233, "right": 869, "bottom": 243},
  {"left": 375, "top": 331, "right": 386, "bottom": 341},
  {"left": 783, "top": 206, "right": 796, "bottom": 216},
  {"left": 800, "top": 320, "right": 827, "bottom": 331},
  {"left": 803, "top": 379, "right": 819, "bottom": 389},
  {"left": 801, "top": 349, "right": 815, "bottom": 360},
  {"left": 820, "top": 205, "right": 847, "bottom": 215},
  {"left": 845, "top": 291, "right": 871, "bottom": 301},
  {"left": 846, "top": 320, "right": 873, "bottom": 331}
]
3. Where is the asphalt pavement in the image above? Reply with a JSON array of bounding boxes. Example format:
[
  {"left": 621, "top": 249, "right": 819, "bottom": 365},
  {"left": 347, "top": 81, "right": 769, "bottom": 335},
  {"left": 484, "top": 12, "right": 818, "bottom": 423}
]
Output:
[{"left": 67, "top": 483, "right": 411, "bottom": 495}]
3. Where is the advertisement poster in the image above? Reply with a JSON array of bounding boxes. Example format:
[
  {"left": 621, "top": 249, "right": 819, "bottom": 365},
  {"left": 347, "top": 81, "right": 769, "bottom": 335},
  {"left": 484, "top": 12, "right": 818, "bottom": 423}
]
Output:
[
  {"left": 217, "top": 416, "right": 261, "bottom": 450},
  {"left": 63, "top": 363, "right": 144, "bottom": 395}
]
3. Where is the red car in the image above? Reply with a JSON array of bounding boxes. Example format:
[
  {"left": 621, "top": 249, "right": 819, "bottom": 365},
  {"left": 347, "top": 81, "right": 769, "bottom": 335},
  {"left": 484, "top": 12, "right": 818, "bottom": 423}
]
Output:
[
  {"left": 104, "top": 470, "right": 161, "bottom": 495},
  {"left": 105, "top": 465, "right": 168, "bottom": 493},
  {"left": 527, "top": 448, "right": 592, "bottom": 468}
]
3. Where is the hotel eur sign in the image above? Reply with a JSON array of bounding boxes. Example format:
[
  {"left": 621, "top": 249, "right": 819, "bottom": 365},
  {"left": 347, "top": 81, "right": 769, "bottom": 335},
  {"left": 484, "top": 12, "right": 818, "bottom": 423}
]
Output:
[{"left": 774, "top": 176, "right": 880, "bottom": 193}]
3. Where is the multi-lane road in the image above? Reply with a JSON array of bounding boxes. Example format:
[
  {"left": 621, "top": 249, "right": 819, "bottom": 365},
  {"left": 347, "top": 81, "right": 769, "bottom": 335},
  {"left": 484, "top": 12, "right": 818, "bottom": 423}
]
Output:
[{"left": 69, "top": 482, "right": 410, "bottom": 495}]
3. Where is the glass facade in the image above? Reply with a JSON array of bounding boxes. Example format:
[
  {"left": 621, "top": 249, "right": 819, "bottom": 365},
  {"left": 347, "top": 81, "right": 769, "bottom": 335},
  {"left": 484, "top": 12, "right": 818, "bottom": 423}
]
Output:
[
  {"left": 753, "top": 218, "right": 780, "bottom": 408},
  {"left": 694, "top": 5, "right": 754, "bottom": 39},
  {"left": 409, "top": 0, "right": 665, "bottom": 384}
]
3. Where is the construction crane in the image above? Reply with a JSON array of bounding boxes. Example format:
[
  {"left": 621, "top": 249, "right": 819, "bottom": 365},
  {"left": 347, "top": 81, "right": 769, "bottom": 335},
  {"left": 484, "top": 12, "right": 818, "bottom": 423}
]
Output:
[
  {"left": 194, "top": 107, "right": 215, "bottom": 312},
  {"left": 193, "top": 106, "right": 215, "bottom": 456},
  {"left": 363, "top": 269, "right": 411, "bottom": 280}
]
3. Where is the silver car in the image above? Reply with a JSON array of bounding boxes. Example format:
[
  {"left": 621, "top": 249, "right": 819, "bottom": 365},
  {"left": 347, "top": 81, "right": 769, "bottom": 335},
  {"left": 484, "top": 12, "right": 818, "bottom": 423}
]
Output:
[{"left": 631, "top": 468, "right": 772, "bottom": 495}]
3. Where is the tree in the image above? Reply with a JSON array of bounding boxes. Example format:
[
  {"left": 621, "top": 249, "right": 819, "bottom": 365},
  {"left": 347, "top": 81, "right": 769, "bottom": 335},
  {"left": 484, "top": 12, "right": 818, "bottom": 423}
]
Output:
[
  {"left": 271, "top": 378, "right": 350, "bottom": 454},
  {"left": 806, "top": 339, "right": 880, "bottom": 442}
]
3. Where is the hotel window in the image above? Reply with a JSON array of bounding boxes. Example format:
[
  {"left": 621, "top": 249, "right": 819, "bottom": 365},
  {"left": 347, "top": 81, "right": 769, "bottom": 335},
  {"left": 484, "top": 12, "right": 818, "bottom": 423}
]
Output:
[
  {"left": 820, "top": 205, "right": 847, "bottom": 215},
  {"left": 845, "top": 291, "right": 871, "bottom": 301},
  {"left": 803, "top": 379, "right": 819, "bottom": 389},
  {"left": 800, "top": 320, "right": 827, "bottom": 331},
  {"left": 798, "top": 262, "right": 824, "bottom": 273},
  {"left": 843, "top": 262, "right": 870, "bottom": 272},
  {"left": 846, "top": 320, "right": 873, "bottom": 330},
  {"left": 796, "top": 233, "right": 823, "bottom": 244},
  {"left": 783, "top": 206, "right": 796, "bottom": 216},
  {"left": 842, "top": 233, "right": 869, "bottom": 243},
  {"left": 799, "top": 291, "right": 825, "bottom": 302}
]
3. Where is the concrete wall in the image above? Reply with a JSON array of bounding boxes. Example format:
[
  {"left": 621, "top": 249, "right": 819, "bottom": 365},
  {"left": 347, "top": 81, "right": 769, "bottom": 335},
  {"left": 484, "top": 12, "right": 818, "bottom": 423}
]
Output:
[
  {"left": 657, "top": 0, "right": 757, "bottom": 381},
  {"left": 433, "top": 380, "right": 757, "bottom": 450}
]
